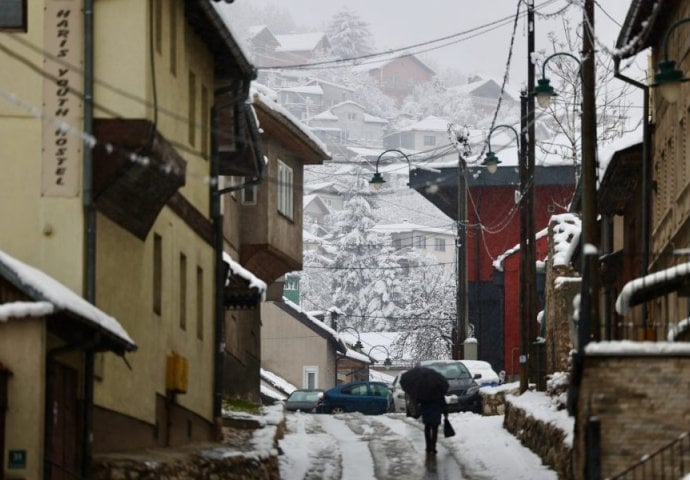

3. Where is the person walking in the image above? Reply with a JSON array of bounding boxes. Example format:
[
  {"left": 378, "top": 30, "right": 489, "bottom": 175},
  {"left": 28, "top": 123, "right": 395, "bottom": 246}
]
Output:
[{"left": 419, "top": 396, "right": 447, "bottom": 455}]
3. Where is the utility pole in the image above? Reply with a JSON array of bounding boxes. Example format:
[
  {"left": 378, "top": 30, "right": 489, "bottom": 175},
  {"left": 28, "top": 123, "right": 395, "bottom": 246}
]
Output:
[
  {"left": 455, "top": 151, "right": 467, "bottom": 360},
  {"left": 580, "top": 0, "right": 599, "bottom": 347},
  {"left": 519, "top": 0, "right": 537, "bottom": 394}
]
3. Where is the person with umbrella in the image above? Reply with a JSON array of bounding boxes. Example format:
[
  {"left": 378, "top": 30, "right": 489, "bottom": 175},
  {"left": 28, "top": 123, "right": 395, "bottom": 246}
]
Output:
[{"left": 400, "top": 366, "right": 449, "bottom": 455}]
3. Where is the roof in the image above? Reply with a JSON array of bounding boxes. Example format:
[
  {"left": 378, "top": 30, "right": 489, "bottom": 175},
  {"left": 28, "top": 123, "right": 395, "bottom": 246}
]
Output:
[
  {"left": 275, "top": 32, "right": 329, "bottom": 53},
  {"left": 251, "top": 83, "right": 331, "bottom": 162},
  {"left": 352, "top": 54, "right": 435, "bottom": 76},
  {"left": 397, "top": 115, "right": 450, "bottom": 133},
  {"left": 449, "top": 78, "right": 518, "bottom": 102},
  {"left": 310, "top": 110, "right": 339, "bottom": 121},
  {"left": 364, "top": 113, "right": 388, "bottom": 124},
  {"left": 303, "top": 194, "right": 332, "bottom": 214},
  {"left": 275, "top": 299, "right": 347, "bottom": 353},
  {"left": 306, "top": 78, "right": 355, "bottom": 92},
  {"left": 371, "top": 221, "right": 455, "bottom": 237},
  {"left": 614, "top": 0, "right": 669, "bottom": 59},
  {"left": 279, "top": 85, "right": 324, "bottom": 95},
  {"left": 0, "top": 250, "right": 136, "bottom": 352},
  {"left": 223, "top": 252, "right": 266, "bottom": 307}
]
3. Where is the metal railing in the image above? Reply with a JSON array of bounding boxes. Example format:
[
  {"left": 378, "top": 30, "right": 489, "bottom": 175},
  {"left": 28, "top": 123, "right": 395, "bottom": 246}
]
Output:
[{"left": 608, "top": 432, "right": 690, "bottom": 479}]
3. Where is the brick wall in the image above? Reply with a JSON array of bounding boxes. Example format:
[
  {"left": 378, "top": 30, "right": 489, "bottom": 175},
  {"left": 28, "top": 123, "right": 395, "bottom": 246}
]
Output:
[{"left": 575, "top": 353, "right": 690, "bottom": 479}]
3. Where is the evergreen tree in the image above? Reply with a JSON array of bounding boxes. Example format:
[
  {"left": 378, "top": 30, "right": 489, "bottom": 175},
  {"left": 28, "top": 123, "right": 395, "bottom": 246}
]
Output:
[{"left": 326, "top": 8, "right": 375, "bottom": 59}]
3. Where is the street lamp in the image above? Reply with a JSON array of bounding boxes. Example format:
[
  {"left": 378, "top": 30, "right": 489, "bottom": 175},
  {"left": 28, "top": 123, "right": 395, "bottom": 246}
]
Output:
[
  {"left": 533, "top": 52, "right": 581, "bottom": 109},
  {"left": 338, "top": 326, "right": 363, "bottom": 352},
  {"left": 369, "top": 149, "right": 412, "bottom": 190},
  {"left": 367, "top": 345, "right": 392, "bottom": 368},
  {"left": 652, "top": 17, "right": 690, "bottom": 104},
  {"left": 483, "top": 124, "right": 520, "bottom": 173}
]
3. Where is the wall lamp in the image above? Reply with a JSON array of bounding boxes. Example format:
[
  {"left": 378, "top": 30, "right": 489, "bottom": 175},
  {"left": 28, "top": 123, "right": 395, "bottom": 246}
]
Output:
[
  {"left": 369, "top": 148, "right": 412, "bottom": 190},
  {"left": 338, "top": 326, "right": 363, "bottom": 352},
  {"left": 533, "top": 52, "right": 581, "bottom": 109},
  {"left": 652, "top": 17, "right": 690, "bottom": 104},
  {"left": 367, "top": 345, "right": 393, "bottom": 368},
  {"left": 483, "top": 124, "right": 520, "bottom": 173}
]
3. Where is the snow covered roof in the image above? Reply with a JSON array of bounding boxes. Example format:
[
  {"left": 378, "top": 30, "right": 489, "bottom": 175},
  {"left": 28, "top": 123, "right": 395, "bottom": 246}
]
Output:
[
  {"left": 598, "top": 127, "right": 643, "bottom": 181},
  {"left": 0, "top": 250, "right": 136, "bottom": 351},
  {"left": 344, "top": 348, "right": 372, "bottom": 364},
  {"left": 397, "top": 115, "right": 450, "bottom": 133},
  {"left": 306, "top": 78, "right": 355, "bottom": 92},
  {"left": 371, "top": 221, "right": 455, "bottom": 237},
  {"left": 616, "top": 261, "right": 690, "bottom": 315},
  {"left": 275, "top": 32, "right": 328, "bottom": 52},
  {"left": 310, "top": 110, "right": 339, "bottom": 121},
  {"left": 364, "top": 113, "right": 388, "bottom": 124},
  {"left": 279, "top": 85, "right": 323, "bottom": 96},
  {"left": 492, "top": 227, "right": 550, "bottom": 272},
  {"left": 303, "top": 181, "right": 342, "bottom": 195},
  {"left": 261, "top": 367, "right": 297, "bottom": 397},
  {"left": 223, "top": 252, "right": 267, "bottom": 300},
  {"left": 280, "top": 298, "right": 347, "bottom": 352},
  {"left": 303, "top": 194, "right": 331, "bottom": 214},
  {"left": 251, "top": 82, "right": 330, "bottom": 158},
  {"left": 303, "top": 229, "right": 322, "bottom": 244},
  {"left": 351, "top": 54, "right": 435, "bottom": 75}
]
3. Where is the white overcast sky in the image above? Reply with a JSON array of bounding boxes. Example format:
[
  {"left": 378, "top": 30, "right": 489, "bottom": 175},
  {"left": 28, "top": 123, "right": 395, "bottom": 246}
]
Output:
[{"left": 231, "top": 0, "right": 641, "bottom": 85}]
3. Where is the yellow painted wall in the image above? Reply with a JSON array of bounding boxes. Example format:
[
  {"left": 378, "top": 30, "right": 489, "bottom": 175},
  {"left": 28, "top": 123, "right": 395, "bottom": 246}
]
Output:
[
  {"left": 0, "top": 2, "right": 85, "bottom": 293},
  {"left": 0, "top": 318, "right": 46, "bottom": 480},
  {"left": 92, "top": 0, "right": 218, "bottom": 426}
]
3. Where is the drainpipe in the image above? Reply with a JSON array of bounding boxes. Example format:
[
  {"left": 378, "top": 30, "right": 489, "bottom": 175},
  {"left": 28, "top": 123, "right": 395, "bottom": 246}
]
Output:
[
  {"left": 82, "top": 0, "right": 96, "bottom": 477},
  {"left": 613, "top": 56, "right": 650, "bottom": 329}
]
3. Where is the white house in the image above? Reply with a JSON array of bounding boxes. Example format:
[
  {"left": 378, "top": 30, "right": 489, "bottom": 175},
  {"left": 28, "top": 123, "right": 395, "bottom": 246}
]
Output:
[{"left": 309, "top": 101, "right": 388, "bottom": 150}]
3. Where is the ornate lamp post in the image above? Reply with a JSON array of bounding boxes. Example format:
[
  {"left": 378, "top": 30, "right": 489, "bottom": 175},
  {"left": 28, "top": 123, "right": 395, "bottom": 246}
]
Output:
[
  {"left": 651, "top": 17, "right": 690, "bottom": 104},
  {"left": 369, "top": 148, "right": 412, "bottom": 189},
  {"left": 367, "top": 345, "right": 393, "bottom": 368}
]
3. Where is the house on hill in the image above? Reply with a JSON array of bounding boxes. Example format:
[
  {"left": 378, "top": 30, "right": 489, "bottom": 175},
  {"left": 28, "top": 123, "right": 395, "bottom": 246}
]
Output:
[
  {"left": 308, "top": 101, "right": 388, "bottom": 155},
  {"left": 354, "top": 55, "right": 435, "bottom": 103},
  {"left": 273, "top": 32, "right": 332, "bottom": 66}
]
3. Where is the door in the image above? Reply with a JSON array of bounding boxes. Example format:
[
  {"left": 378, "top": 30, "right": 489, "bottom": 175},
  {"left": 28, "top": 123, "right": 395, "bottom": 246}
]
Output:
[{"left": 49, "top": 363, "right": 80, "bottom": 480}]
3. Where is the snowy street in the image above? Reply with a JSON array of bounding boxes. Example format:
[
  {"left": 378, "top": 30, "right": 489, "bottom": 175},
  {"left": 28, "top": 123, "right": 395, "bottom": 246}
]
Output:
[{"left": 278, "top": 411, "right": 557, "bottom": 480}]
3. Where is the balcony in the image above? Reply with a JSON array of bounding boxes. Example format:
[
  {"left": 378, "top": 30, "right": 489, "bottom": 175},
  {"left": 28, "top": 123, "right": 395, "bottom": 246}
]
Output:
[{"left": 93, "top": 119, "right": 186, "bottom": 240}]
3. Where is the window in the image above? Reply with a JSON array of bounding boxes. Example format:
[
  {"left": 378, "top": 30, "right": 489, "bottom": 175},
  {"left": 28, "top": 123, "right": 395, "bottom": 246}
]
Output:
[
  {"left": 179, "top": 253, "right": 187, "bottom": 330},
  {"left": 0, "top": 0, "right": 26, "bottom": 31},
  {"left": 423, "top": 135, "right": 436, "bottom": 146},
  {"left": 392, "top": 238, "right": 402, "bottom": 250},
  {"left": 201, "top": 85, "right": 209, "bottom": 158},
  {"left": 435, "top": 238, "right": 446, "bottom": 252},
  {"left": 277, "top": 160, "right": 294, "bottom": 219},
  {"left": 347, "top": 112, "right": 356, "bottom": 121},
  {"left": 196, "top": 266, "right": 204, "bottom": 340},
  {"left": 188, "top": 71, "right": 196, "bottom": 146},
  {"left": 304, "top": 366, "right": 318, "bottom": 389},
  {"left": 414, "top": 235, "right": 426, "bottom": 249},
  {"left": 153, "top": 234, "right": 162, "bottom": 315},
  {"left": 153, "top": 0, "right": 162, "bottom": 53},
  {"left": 169, "top": 1, "right": 177, "bottom": 75},
  {"left": 241, "top": 178, "right": 257, "bottom": 205}
]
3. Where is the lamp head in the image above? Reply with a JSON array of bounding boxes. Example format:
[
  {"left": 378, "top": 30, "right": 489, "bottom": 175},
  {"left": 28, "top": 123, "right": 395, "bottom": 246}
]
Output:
[
  {"left": 369, "top": 172, "right": 386, "bottom": 190},
  {"left": 353, "top": 340, "right": 363, "bottom": 352},
  {"left": 534, "top": 77, "right": 557, "bottom": 109},
  {"left": 653, "top": 59, "right": 687, "bottom": 104},
  {"left": 383, "top": 357, "right": 392, "bottom": 367},
  {"left": 482, "top": 150, "right": 501, "bottom": 174}
]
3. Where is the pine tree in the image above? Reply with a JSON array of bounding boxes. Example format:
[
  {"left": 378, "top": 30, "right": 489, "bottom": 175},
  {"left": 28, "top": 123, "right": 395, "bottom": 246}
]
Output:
[{"left": 326, "top": 8, "right": 375, "bottom": 59}]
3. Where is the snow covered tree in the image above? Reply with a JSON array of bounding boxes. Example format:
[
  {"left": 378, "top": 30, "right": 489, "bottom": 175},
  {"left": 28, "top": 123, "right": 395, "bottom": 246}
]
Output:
[{"left": 326, "top": 8, "right": 375, "bottom": 59}]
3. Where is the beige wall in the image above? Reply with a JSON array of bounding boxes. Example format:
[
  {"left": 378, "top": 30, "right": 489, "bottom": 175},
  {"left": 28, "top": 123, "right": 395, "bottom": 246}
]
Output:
[
  {"left": 261, "top": 302, "right": 337, "bottom": 389},
  {"left": 0, "top": 318, "right": 46, "bottom": 480}
]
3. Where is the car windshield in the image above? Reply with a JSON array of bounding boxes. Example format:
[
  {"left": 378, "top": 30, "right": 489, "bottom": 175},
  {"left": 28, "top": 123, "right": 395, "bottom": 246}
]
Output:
[
  {"left": 289, "top": 391, "right": 321, "bottom": 402},
  {"left": 428, "top": 363, "right": 471, "bottom": 380}
]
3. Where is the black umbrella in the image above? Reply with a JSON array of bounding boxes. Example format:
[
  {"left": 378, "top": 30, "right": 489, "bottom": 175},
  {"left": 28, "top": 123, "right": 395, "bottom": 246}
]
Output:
[{"left": 400, "top": 366, "right": 449, "bottom": 402}]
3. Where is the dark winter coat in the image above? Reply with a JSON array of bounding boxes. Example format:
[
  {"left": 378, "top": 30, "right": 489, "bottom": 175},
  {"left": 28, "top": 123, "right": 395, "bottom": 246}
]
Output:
[{"left": 419, "top": 397, "right": 446, "bottom": 426}]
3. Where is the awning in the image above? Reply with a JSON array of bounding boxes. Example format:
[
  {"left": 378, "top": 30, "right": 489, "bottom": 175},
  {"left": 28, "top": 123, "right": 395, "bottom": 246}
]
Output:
[
  {"left": 222, "top": 252, "right": 266, "bottom": 309},
  {"left": 616, "top": 261, "right": 690, "bottom": 315},
  {"left": 0, "top": 250, "right": 136, "bottom": 353}
]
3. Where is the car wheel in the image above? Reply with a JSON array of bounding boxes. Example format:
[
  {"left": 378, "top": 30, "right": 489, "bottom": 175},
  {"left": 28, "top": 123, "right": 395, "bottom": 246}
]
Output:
[{"left": 331, "top": 406, "right": 345, "bottom": 414}]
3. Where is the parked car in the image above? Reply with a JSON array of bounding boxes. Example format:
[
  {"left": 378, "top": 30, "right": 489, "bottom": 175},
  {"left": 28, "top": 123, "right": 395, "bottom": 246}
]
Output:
[
  {"left": 460, "top": 360, "right": 502, "bottom": 387},
  {"left": 388, "top": 371, "right": 407, "bottom": 413},
  {"left": 285, "top": 389, "right": 324, "bottom": 413},
  {"left": 415, "top": 360, "right": 482, "bottom": 413},
  {"left": 317, "top": 381, "right": 390, "bottom": 415}
]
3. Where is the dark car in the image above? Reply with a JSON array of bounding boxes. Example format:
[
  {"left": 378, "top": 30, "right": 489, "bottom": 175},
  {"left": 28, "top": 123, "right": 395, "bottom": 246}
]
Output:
[
  {"left": 414, "top": 360, "right": 482, "bottom": 413},
  {"left": 317, "top": 381, "right": 390, "bottom": 415},
  {"left": 285, "top": 389, "right": 324, "bottom": 412}
]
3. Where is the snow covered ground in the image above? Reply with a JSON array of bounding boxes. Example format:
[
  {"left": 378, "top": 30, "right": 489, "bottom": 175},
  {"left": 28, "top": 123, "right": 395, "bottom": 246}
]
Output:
[{"left": 278, "top": 410, "right": 558, "bottom": 480}]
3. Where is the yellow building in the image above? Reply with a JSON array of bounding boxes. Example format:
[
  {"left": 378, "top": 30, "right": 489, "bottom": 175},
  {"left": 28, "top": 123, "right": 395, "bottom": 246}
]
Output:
[{"left": 0, "top": 0, "right": 257, "bottom": 477}]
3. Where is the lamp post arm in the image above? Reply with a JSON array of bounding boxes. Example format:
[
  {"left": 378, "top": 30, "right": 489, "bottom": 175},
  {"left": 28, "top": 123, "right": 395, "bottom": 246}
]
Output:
[
  {"left": 662, "top": 17, "right": 690, "bottom": 61},
  {"left": 487, "top": 124, "right": 520, "bottom": 152},
  {"left": 541, "top": 51, "right": 581, "bottom": 79},
  {"left": 374, "top": 148, "right": 411, "bottom": 173}
]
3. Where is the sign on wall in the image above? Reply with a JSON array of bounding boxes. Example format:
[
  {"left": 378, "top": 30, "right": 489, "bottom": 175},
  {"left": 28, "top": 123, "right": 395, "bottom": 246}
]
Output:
[{"left": 41, "top": 0, "right": 84, "bottom": 197}]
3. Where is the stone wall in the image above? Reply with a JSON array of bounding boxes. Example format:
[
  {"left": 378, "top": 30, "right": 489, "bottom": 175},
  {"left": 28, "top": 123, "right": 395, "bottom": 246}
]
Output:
[
  {"left": 504, "top": 401, "right": 573, "bottom": 479},
  {"left": 574, "top": 352, "right": 690, "bottom": 479}
]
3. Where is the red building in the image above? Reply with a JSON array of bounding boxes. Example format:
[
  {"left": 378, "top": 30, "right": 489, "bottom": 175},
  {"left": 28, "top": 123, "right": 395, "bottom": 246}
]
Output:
[{"left": 411, "top": 165, "right": 577, "bottom": 374}]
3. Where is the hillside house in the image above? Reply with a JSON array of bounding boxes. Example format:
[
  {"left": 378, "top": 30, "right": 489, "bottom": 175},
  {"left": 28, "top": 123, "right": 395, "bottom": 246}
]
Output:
[{"left": 354, "top": 55, "right": 435, "bottom": 103}]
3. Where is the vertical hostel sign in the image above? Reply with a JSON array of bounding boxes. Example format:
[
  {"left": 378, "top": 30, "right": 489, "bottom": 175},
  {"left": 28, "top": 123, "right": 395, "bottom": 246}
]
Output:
[{"left": 42, "top": 0, "right": 84, "bottom": 197}]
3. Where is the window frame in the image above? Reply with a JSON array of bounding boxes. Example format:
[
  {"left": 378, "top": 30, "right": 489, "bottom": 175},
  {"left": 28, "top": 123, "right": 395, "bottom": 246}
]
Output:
[{"left": 277, "top": 160, "right": 294, "bottom": 220}]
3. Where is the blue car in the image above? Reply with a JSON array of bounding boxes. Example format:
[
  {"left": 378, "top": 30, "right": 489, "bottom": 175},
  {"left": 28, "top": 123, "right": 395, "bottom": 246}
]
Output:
[{"left": 317, "top": 381, "right": 390, "bottom": 415}]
